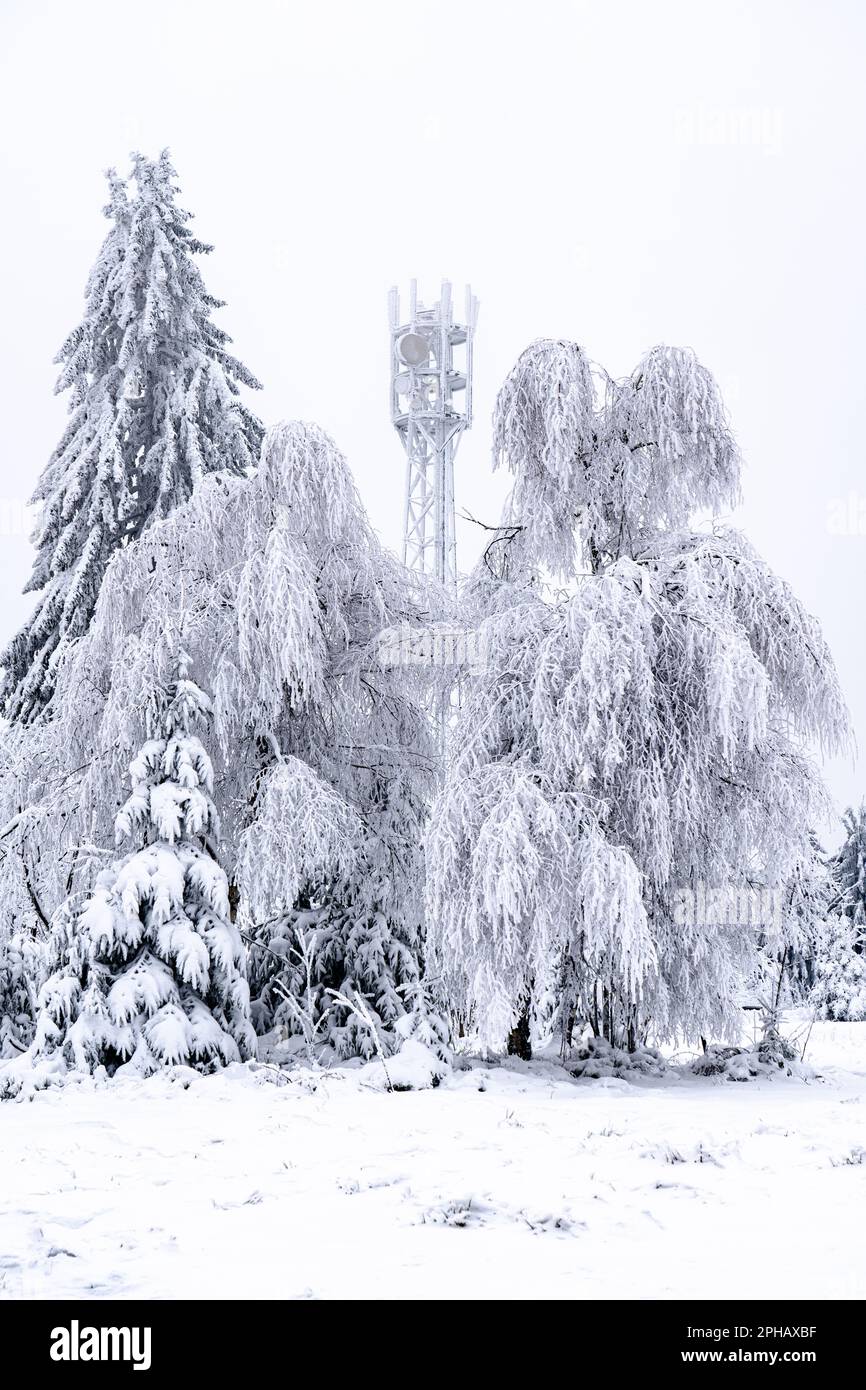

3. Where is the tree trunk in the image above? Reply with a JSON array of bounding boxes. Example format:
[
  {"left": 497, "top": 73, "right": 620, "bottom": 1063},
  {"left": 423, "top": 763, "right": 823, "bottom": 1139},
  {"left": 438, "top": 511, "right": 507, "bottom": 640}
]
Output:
[
  {"left": 228, "top": 880, "right": 240, "bottom": 924},
  {"left": 507, "top": 1007, "right": 532, "bottom": 1061}
]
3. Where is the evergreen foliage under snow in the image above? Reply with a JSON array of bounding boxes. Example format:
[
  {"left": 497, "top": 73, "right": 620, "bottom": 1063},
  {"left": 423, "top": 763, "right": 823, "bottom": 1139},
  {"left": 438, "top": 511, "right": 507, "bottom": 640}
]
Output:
[
  {"left": 811, "top": 914, "right": 866, "bottom": 1022},
  {"left": 827, "top": 804, "right": 866, "bottom": 929},
  {"left": 0, "top": 928, "right": 40, "bottom": 1058},
  {"left": 27, "top": 660, "right": 255, "bottom": 1076},
  {"left": 1, "top": 151, "right": 263, "bottom": 723},
  {"left": 810, "top": 807, "right": 866, "bottom": 1021}
]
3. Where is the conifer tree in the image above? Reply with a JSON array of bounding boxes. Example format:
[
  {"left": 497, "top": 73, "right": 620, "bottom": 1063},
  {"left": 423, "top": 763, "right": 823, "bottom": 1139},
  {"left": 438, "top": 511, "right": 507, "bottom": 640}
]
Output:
[
  {"left": 0, "top": 928, "right": 39, "bottom": 1059},
  {"left": 828, "top": 803, "right": 866, "bottom": 930},
  {"left": 2, "top": 151, "right": 263, "bottom": 722},
  {"left": 811, "top": 804, "right": 866, "bottom": 1021},
  {"left": 777, "top": 834, "right": 833, "bottom": 1001},
  {"left": 30, "top": 657, "right": 255, "bottom": 1074},
  {"left": 811, "top": 915, "right": 866, "bottom": 1021}
]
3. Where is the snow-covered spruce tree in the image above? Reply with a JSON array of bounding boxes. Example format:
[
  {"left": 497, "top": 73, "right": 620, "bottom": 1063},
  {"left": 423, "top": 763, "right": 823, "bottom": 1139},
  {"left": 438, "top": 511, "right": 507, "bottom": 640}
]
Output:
[
  {"left": 0, "top": 928, "right": 40, "bottom": 1058},
  {"left": 1, "top": 150, "right": 263, "bottom": 723},
  {"left": 2, "top": 423, "right": 442, "bottom": 1061},
  {"left": 742, "top": 839, "right": 838, "bottom": 1065},
  {"left": 775, "top": 836, "right": 834, "bottom": 1003},
  {"left": 427, "top": 340, "right": 849, "bottom": 1054},
  {"left": 827, "top": 803, "right": 866, "bottom": 930},
  {"left": 739, "top": 834, "right": 833, "bottom": 1017},
  {"left": 809, "top": 805, "right": 866, "bottom": 1022},
  {"left": 811, "top": 914, "right": 866, "bottom": 1021},
  {"left": 0, "top": 776, "right": 55, "bottom": 1054},
  {"left": 29, "top": 658, "right": 255, "bottom": 1074}
]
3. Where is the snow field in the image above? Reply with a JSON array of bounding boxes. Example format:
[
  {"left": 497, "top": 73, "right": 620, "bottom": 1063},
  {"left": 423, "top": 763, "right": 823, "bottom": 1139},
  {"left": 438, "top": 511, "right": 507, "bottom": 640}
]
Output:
[{"left": 2, "top": 1023, "right": 865, "bottom": 1301}]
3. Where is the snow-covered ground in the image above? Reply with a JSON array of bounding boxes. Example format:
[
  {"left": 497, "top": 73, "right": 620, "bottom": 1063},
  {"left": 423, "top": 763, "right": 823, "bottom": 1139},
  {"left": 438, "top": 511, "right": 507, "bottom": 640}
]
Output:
[{"left": 2, "top": 1022, "right": 865, "bottom": 1301}]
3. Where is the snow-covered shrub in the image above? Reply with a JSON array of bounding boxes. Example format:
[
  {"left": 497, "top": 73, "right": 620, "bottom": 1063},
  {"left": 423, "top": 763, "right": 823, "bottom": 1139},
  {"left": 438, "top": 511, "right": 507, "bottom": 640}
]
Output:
[
  {"left": 691, "top": 1044, "right": 744, "bottom": 1077},
  {"left": 358, "top": 1036, "right": 449, "bottom": 1092},
  {"left": 569, "top": 1035, "right": 666, "bottom": 1079},
  {"left": 691, "top": 1040, "right": 808, "bottom": 1082},
  {"left": 26, "top": 660, "right": 254, "bottom": 1077}
]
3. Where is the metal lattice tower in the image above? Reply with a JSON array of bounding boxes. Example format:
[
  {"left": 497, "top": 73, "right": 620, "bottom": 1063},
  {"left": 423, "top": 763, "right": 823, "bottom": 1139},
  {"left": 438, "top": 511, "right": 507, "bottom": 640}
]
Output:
[{"left": 389, "top": 280, "right": 479, "bottom": 588}]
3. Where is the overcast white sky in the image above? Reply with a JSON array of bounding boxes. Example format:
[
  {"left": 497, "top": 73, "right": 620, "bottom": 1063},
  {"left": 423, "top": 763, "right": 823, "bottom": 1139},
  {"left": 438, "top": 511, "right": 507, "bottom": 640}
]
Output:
[{"left": 1, "top": 0, "right": 863, "bottom": 823}]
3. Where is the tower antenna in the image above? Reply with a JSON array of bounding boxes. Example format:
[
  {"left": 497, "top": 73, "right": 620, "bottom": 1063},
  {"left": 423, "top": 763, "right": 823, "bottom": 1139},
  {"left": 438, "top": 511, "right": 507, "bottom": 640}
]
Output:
[{"left": 389, "top": 280, "right": 479, "bottom": 588}]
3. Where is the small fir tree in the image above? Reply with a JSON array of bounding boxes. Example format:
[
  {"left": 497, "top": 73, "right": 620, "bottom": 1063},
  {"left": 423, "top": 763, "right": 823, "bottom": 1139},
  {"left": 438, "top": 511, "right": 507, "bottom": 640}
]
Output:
[{"left": 31, "top": 658, "right": 255, "bottom": 1074}]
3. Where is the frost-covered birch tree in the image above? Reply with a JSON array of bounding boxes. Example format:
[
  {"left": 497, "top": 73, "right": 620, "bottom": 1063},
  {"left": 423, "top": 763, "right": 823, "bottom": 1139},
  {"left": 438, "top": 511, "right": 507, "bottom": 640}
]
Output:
[
  {"left": 0, "top": 422, "right": 441, "bottom": 1061},
  {"left": 1, "top": 150, "right": 263, "bottom": 723},
  {"left": 26, "top": 657, "right": 255, "bottom": 1077},
  {"left": 428, "top": 340, "right": 849, "bottom": 1053}
]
